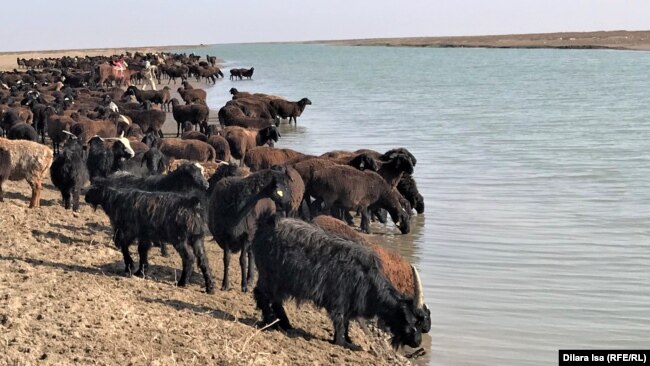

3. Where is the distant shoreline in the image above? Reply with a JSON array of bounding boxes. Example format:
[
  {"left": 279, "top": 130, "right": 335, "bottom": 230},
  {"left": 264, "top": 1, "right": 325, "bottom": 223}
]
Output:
[
  {"left": 0, "top": 45, "right": 210, "bottom": 71},
  {"left": 309, "top": 30, "right": 650, "bottom": 51}
]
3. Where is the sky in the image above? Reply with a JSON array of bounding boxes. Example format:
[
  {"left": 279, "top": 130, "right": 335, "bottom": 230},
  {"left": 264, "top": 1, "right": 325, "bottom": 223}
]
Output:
[{"left": 1, "top": 0, "right": 649, "bottom": 52}]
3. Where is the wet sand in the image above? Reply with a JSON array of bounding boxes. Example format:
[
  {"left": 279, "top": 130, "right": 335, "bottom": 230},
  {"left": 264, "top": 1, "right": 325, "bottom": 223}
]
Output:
[{"left": 313, "top": 30, "right": 650, "bottom": 50}]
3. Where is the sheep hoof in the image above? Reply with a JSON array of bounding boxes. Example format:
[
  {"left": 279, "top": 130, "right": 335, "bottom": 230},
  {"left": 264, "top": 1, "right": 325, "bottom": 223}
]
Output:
[
  {"left": 206, "top": 286, "right": 215, "bottom": 295},
  {"left": 221, "top": 284, "right": 229, "bottom": 291},
  {"left": 241, "top": 285, "right": 248, "bottom": 293},
  {"left": 334, "top": 340, "right": 361, "bottom": 351}
]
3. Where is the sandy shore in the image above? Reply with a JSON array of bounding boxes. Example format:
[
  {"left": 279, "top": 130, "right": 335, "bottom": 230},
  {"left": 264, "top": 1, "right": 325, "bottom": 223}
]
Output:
[
  {"left": 314, "top": 30, "right": 650, "bottom": 51},
  {"left": 0, "top": 175, "right": 410, "bottom": 366}
]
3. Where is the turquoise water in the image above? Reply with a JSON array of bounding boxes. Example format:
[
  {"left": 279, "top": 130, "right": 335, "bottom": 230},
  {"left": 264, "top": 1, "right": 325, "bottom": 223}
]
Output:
[{"left": 177, "top": 44, "right": 650, "bottom": 365}]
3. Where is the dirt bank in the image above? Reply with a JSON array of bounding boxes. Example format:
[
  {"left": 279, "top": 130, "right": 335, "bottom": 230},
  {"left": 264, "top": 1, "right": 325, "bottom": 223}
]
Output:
[
  {"left": 314, "top": 30, "right": 650, "bottom": 51},
  {"left": 0, "top": 171, "right": 412, "bottom": 366}
]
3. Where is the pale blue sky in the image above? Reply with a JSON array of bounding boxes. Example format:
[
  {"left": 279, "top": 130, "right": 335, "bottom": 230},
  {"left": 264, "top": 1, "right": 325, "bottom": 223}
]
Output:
[{"left": 1, "top": 0, "right": 648, "bottom": 52}]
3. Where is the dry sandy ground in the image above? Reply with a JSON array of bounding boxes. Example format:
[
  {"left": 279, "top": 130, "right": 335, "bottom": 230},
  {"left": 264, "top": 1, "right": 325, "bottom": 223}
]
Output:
[
  {"left": 0, "top": 174, "right": 412, "bottom": 366},
  {"left": 317, "top": 30, "right": 650, "bottom": 50}
]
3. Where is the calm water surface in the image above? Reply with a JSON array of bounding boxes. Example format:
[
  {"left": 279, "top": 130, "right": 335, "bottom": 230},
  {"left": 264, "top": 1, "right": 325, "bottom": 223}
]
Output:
[{"left": 177, "top": 44, "right": 650, "bottom": 365}]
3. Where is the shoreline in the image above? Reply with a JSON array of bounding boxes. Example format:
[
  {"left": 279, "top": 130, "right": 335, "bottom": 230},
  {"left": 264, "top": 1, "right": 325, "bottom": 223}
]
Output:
[{"left": 308, "top": 30, "right": 650, "bottom": 51}]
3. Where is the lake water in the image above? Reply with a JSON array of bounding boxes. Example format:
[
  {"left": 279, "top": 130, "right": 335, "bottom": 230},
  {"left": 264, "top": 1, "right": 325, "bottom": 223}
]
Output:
[{"left": 176, "top": 43, "right": 650, "bottom": 365}]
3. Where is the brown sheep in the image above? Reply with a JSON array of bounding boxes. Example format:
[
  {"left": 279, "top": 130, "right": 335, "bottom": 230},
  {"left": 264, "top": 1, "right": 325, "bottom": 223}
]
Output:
[
  {"left": 269, "top": 98, "right": 312, "bottom": 124},
  {"left": 309, "top": 165, "right": 410, "bottom": 234},
  {"left": 222, "top": 126, "right": 280, "bottom": 165},
  {"left": 311, "top": 215, "right": 430, "bottom": 333},
  {"left": 47, "top": 115, "right": 75, "bottom": 155},
  {"left": 0, "top": 138, "right": 53, "bottom": 208},
  {"left": 218, "top": 105, "right": 277, "bottom": 129},
  {"left": 226, "top": 98, "right": 277, "bottom": 119},
  {"left": 182, "top": 130, "right": 208, "bottom": 142},
  {"left": 177, "top": 87, "right": 207, "bottom": 104},
  {"left": 157, "top": 138, "right": 216, "bottom": 163},
  {"left": 243, "top": 146, "right": 309, "bottom": 171},
  {"left": 70, "top": 118, "right": 121, "bottom": 145},
  {"left": 206, "top": 135, "right": 231, "bottom": 162},
  {"left": 168, "top": 159, "right": 229, "bottom": 178}
]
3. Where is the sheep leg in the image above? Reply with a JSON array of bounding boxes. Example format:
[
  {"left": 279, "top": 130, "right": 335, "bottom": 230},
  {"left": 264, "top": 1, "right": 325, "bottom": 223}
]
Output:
[
  {"left": 116, "top": 233, "right": 135, "bottom": 275},
  {"left": 253, "top": 287, "right": 277, "bottom": 328},
  {"left": 360, "top": 207, "right": 371, "bottom": 233},
  {"left": 158, "top": 242, "right": 169, "bottom": 257},
  {"left": 221, "top": 248, "right": 231, "bottom": 291},
  {"left": 72, "top": 188, "right": 82, "bottom": 212},
  {"left": 62, "top": 189, "right": 71, "bottom": 210},
  {"left": 271, "top": 302, "right": 293, "bottom": 330},
  {"left": 177, "top": 240, "right": 195, "bottom": 287},
  {"left": 191, "top": 237, "right": 215, "bottom": 294},
  {"left": 134, "top": 240, "right": 152, "bottom": 277},
  {"left": 239, "top": 248, "right": 249, "bottom": 292},
  {"left": 330, "top": 312, "right": 361, "bottom": 351},
  {"left": 246, "top": 248, "right": 255, "bottom": 288},
  {"left": 28, "top": 179, "right": 41, "bottom": 208},
  {"left": 0, "top": 180, "right": 4, "bottom": 202}
]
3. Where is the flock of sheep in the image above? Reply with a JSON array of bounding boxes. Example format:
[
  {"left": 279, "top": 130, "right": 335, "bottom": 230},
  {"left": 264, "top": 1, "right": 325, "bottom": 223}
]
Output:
[{"left": 0, "top": 51, "right": 430, "bottom": 353}]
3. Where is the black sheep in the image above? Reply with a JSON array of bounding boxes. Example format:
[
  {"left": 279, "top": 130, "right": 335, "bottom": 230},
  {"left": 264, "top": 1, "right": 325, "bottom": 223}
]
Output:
[
  {"left": 171, "top": 98, "right": 210, "bottom": 136},
  {"left": 208, "top": 169, "right": 292, "bottom": 292},
  {"left": 85, "top": 185, "right": 215, "bottom": 294},
  {"left": 123, "top": 85, "right": 167, "bottom": 109},
  {"left": 86, "top": 135, "right": 135, "bottom": 183},
  {"left": 7, "top": 122, "right": 38, "bottom": 142},
  {"left": 252, "top": 212, "right": 424, "bottom": 350},
  {"left": 50, "top": 138, "right": 89, "bottom": 211},
  {"left": 397, "top": 174, "right": 424, "bottom": 214},
  {"left": 104, "top": 162, "right": 208, "bottom": 193}
]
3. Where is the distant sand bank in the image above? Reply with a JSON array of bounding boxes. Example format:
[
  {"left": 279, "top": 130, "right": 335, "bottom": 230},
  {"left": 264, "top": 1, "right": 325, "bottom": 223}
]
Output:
[
  {"left": 0, "top": 44, "right": 208, "bottom": 71},
  {"left": 313, "top": 30, "right": 650, "bottom": 51}
]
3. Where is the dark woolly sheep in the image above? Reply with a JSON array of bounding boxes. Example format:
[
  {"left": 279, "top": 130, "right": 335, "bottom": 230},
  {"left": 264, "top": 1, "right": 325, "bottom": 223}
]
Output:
[
  {"left": 86, "top": 135, "right": 136, "bottom": 183},
  {"left": 252, "top": 212, "right": 424, "bottom": 350},
  {"left": 397, "top": 174, "right": 424, "bottom": 214},
  {"left": 206, "top": 134, "right": 231, "bottom": 162},
  {"left": 269, "top": 97, "right": 312, "bottom": 124},
  {"left": 85, "top": 185, "right": 215, "bottom": 294},
  {"left": 103, "top": 161, "right": 208, "bottom": 193},
  {"left": 311, "top": 215, "right": 431, "bottom": 334},
  {"left": 122, "top": 85, "right": 168, "bottom": 109},
  {"left": 206, "top": 162, "right": 249, "bottom": 194},
  {"left": 270, "top": 165, "right": 305, "bottom": 218},
  {"left": 50, "top": 137, "right": 89, "bottom": 211},
  {"left": 243, "top": 147, "right": 309, "bottom": 171},
  {"left": 223, "top": 126, "right": 280, "bottom": 165},
  {"left": 30, "top": 103, "right": 52, "bottom": 143},
  {"left": 310, "top": 165, "right": 410, "bottom": 234},
  {"left": 208, "top": 169, "right": 292, "bottom": 292},
  {"left": 47, "top": 115, "right": 75, "bottom": 155},
  {"left": 7, "top": 122, "right": 38, "bottom": 142},
  {"left": 171, "top": 98, "right": 210, "bottom": 136}
]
